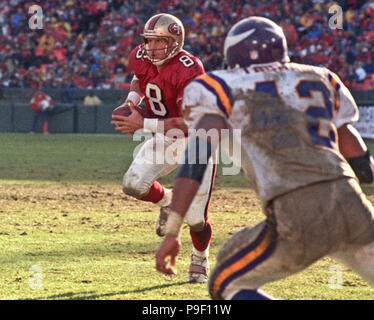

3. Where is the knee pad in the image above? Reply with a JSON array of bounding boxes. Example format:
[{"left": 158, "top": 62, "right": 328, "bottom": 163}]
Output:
[
  {"left": 185, "top": 200, "right": 207, "bottom": 231},
  {"left": 122, "top": 171, "right": 149, "bottom": 199}
]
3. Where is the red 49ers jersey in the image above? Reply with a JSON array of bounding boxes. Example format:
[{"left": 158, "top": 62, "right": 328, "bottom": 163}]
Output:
[{"left": 129, "top": 45, "right": 205, "bottom": 118}]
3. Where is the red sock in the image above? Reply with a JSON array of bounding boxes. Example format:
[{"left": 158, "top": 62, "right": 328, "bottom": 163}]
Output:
[
  {"left": 141, "top": 181, "right": 164, "bottom": 203},
  {"left": 190, "top": 220, "right": 212, "bottom": 252},
  {"left": 43, "top": 122, "right": 48, "bottom": 133}
]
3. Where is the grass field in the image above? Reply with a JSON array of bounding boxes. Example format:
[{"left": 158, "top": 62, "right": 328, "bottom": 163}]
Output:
[{"left": 1, "top": 133, "right": 374, "bottom": 300}]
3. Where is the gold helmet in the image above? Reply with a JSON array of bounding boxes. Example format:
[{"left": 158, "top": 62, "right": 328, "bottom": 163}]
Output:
[{"left": 141, "top": 13, "right": 185, "bottom": 66}]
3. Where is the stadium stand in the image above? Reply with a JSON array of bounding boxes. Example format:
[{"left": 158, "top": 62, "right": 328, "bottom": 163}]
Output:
[{"left": 0, "top": 0, "right": 374, "bottom": 94}]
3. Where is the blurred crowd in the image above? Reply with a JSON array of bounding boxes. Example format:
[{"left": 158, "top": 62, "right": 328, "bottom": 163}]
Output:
[{"left": 1, "top": 0, "right": 374, "bottom": 92}]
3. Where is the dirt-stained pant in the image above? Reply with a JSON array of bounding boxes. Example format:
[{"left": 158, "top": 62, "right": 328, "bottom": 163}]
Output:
[
  {"left": 123, "top": 133, "right": 216, "bottom": 230},
  {"left": 209, "top": 177, "right": 374, "bottom": 299}
]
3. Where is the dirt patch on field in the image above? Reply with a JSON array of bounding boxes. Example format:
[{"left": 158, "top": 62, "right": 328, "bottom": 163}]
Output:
[
  {"left": 0, "top": 183, "right": 261, "bottom": 235},
  {"left": 0, "top": 183, "right": 260, "bottom": 212},
  {"left": 0, "top": 184, "right": 140, "bottom": 214},
  {"left": 1, "top": 182, "right": 373, "bottom": 215},
  {"left": 1, "top": 182, "right": 373, "bottom": 236}
]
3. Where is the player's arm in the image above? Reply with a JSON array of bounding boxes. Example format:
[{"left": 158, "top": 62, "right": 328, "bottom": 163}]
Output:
[
  {"left": 142, "top": 95, "right": 187, "bottom": 134},
  {"left": 338, "top": 123, "right": 374, "bottom": 183},
  {"left": 112, "top": 75, "right": 147, "bottom": 133},
  {"left": 113, "top": 113, "right": 188, "bottom": 135},
  {"left": 119, "top": 76, "right": 144, "bottom": 108},
  {"left": 113, "top": 78, "right": 187, "bottom": 134},
  {"left": 331, "top": 71, "right": 374, "bottom": 183},
  {"left": 156, "top": 113, "right": 227, "bottom": 275},
  {"left": 141, "top": 93, "right": 189, "bottom": 135}
]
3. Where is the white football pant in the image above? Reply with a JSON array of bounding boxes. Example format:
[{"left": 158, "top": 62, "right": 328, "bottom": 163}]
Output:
[{"left": 123, "top": 133, "right": 215, "bottom": 231}]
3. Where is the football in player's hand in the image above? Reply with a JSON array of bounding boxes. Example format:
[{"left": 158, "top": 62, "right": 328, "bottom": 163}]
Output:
[
  {"left": 112, "top": 105, "right": 132, "bottom": 117},
  {"left": 112, "top": 105, "right": 147, "bottom": 118}
]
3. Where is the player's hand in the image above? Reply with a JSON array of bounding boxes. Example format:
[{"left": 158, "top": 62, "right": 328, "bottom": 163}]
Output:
[
  {"left": 156, "top": 234, "right": 181, "bottom": 275},
  {"left": 111, "top": 105, "right": 144, "bottom": 133}
]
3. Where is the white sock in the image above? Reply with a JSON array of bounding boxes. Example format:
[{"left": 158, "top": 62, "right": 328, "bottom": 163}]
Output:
[
  {"left": 193, "top": 246, "right": 209, "bottom": 258},
  {"left": 155, "top": 187, "right": 172, "bottom": 207}
]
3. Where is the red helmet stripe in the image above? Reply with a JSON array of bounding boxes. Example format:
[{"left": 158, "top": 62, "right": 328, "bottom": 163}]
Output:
[{"left": 148, "top": 14, "right": 163, "bottom": 30}]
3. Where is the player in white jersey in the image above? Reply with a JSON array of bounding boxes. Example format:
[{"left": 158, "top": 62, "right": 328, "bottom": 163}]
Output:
[{"left": 155, "top": 16, "right": 374, "bottom": 299}]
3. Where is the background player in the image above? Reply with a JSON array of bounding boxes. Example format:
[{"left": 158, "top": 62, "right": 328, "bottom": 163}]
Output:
[
  {"left": 155, "top": 16, "right": 374, "bottom": 299},
  {"left": 112, "top": 13, "right": 215, "bottom": 283},
  {"left": 30, "top": 83, "right": 54, "bottom": 135}
]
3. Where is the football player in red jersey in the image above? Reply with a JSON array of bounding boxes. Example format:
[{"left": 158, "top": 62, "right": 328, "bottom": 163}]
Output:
[{"left": 111, "top": 13, "right": 215, "bottom": 283}]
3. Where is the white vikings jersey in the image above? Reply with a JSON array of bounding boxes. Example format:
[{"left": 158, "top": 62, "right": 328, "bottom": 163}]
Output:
[{"left": 182, "top": 62, "right": 358, "bottom": 208}]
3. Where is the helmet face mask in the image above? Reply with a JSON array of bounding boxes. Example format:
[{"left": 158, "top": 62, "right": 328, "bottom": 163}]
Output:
[
  {"left": 142, "top": 37, "right": 177, "bottom": 65},
  {"left": 224, "top": 16, "right": 290, "bottom": 69},
  {"left": 141, "top": 14, "right": 185, "bottom": 66}
]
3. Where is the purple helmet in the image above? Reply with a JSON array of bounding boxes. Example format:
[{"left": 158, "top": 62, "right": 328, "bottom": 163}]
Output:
[{"left": 224, "top": 16, "right": 290, "bottom": 68}]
